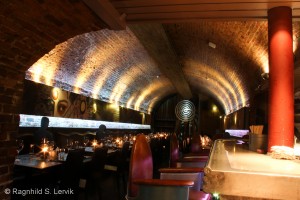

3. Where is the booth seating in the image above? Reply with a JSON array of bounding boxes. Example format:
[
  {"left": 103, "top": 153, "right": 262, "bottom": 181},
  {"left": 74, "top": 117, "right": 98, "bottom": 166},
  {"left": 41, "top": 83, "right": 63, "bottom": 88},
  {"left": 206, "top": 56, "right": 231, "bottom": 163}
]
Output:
[
  {"left": 184, "top": 133, "right": 210, "bottom": 158},
  {"left": 127, "top": 134, "right": 211, "bottom": 200},
  {"left": 189, "top": 133, "right": 203, "bottom": 153},
  {"left": 164, "top": 133, "right": 211, "bottom": 192},
  {"left": 159, "top": 168, "right": 204, "bottom": 191},
  {"left": 170, "top": 134, "right": 208, "bottom": 168}
]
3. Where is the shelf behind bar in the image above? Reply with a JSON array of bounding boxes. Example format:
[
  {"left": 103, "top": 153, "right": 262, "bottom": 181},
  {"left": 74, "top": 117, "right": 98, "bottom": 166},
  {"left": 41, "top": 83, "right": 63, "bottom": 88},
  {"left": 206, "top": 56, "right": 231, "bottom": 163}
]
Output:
[{"left": 19, "top": 114, "right": 151, "bottom": 130}]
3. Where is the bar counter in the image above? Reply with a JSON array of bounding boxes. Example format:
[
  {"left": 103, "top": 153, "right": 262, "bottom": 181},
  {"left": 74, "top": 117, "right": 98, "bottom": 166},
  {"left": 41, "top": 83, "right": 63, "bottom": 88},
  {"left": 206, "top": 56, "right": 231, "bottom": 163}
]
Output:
[{"left": 203, "top": 139, "right": 300, "bottom": 200}]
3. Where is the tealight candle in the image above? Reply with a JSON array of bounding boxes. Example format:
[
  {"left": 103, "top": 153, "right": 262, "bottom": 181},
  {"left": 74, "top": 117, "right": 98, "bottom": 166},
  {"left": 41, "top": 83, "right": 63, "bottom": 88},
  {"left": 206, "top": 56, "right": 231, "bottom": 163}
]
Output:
[{"left": 92, "top": 140, "right": 98, "bottom": 150}]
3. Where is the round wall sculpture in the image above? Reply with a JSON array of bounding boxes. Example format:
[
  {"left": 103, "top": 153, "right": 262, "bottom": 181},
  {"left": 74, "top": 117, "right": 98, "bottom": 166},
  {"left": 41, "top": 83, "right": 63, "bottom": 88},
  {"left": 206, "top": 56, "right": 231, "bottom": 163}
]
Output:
[{"left": 175, "top": 100, "right": 195, "bottom": 122}]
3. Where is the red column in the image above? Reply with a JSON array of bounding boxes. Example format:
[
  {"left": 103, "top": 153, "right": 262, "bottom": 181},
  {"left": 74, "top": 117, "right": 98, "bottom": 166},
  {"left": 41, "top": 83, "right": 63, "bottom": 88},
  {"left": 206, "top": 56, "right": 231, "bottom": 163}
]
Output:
[{"left": 268, "top": 7, "right": 294, "bottom": 152}]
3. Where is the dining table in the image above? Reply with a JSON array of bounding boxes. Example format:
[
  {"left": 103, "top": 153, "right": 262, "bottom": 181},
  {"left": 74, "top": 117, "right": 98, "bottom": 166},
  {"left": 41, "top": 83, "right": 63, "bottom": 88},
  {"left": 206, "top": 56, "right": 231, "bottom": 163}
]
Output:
[
  {"left": 14, "top": 154, "right": 62, "bottom": 169},
  {"left": 14, "top": 146, "right": 121, "bottom": 176}
]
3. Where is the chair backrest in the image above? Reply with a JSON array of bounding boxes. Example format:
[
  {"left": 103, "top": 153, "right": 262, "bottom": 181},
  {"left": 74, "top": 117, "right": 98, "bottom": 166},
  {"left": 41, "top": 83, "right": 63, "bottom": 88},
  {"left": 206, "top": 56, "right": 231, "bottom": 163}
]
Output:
[
  {"left": 17, "top": 133, "right": 34, "bottom": 154},
  {"left": 170, "top": 133, "right": 179, "bottom": 167},
  {"left": 90, "top": 147, "right": 108, "bottom": 173},
  {"left": 122, "top": 141, "right": 131, "bottom": 158},
  {"left": 61, "top": 148, "right": 85, "bottom": 187},
  {"left": 128, "top": 134, "right": 153, "bottom": 197}
]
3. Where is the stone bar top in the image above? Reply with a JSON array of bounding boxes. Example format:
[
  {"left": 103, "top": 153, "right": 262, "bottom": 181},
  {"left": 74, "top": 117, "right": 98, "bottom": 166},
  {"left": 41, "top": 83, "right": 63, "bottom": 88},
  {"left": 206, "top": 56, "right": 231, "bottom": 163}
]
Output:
[{"left": 203, "top": 139, "right": 300, "bottom": 200}]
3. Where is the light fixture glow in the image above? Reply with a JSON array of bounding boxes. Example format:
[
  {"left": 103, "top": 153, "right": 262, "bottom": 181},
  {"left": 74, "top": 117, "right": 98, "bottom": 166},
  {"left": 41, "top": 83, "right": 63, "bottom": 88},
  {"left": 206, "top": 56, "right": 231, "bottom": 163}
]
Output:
[
  {"left": 92, "top": 103, "right": 97, "bottom": 113},
  {"left": 234, "top": 113, "right": 237, "bottom": 125},
  {"left": 19, "top": 114, "right": 151, "bottom": 130},
  {"left": 51, "top": 88, "right": 59, "bottom": 100},
  {"left": 212, "top": 105, "right": 218, "bottom": 113}
]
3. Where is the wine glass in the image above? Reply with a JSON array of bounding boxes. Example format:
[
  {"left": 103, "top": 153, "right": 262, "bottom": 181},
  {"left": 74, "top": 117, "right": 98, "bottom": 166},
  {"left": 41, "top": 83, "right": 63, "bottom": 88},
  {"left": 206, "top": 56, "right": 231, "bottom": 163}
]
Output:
[
  {"left": 16, "top": 139, "right": 24, "bottom": 155},
  {"left": 83, "top": 137, "right": 89, "bottom": 147},
  {"left": 48, "top": 141, "right": 55, "bottom": 151}
]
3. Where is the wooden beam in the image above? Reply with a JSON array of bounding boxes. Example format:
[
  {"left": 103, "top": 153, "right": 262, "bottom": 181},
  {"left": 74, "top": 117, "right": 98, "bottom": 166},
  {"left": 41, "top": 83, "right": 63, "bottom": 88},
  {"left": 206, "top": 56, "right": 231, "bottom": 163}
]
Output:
[
  {"left": 83, "top": 0, "right": 126, "bottom": 30},
  {"left": 129, "top": 24, "right": 193, "bottom": 99},
  {"left": 124, "top": 10, "right": 268, "bottom": 22},
  {"left": 110, "top": 0, "right": 300, "bottom": 22},
  {"left": 116, "top": 2, "right": 300, "bottom": 14},
  {"left": 112, "top": 0, "right": 300, "bottom": 8}
]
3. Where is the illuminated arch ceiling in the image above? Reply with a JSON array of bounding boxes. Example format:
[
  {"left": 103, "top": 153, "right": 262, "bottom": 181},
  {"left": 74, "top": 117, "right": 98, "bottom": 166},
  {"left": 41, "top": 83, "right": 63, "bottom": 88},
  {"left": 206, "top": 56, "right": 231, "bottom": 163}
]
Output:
[
  {"left": 26, "top": 29, "right": 175, "bottom": 114},
  {"left": 24, "top": 0, "right": 300, "bottom": 115},
  {"left": 26, "top": 21, "right": 300, "bottom": 115}
]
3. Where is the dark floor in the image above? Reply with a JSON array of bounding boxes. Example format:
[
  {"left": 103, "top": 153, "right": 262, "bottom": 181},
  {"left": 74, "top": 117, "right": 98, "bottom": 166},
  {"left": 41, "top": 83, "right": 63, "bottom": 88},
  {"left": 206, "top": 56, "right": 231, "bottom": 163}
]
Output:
[
  {"left": 12, "top": 168, "right": 128, "bottom": 200},
  {"left": 12, "top": 156, "right": 169, "bottom": 200}
]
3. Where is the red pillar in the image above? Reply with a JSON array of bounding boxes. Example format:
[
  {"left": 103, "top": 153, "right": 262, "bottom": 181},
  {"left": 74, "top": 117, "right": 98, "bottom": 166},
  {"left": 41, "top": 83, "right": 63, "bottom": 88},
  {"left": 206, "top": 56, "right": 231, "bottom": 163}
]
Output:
[{"left": 268, "top": 7, "right": 294, "bottom": 152}]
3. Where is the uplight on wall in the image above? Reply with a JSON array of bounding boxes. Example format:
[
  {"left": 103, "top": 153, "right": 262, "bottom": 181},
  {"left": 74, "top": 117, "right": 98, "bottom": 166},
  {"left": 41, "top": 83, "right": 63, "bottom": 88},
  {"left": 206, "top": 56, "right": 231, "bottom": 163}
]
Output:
[
  {"left": 92, "top": 102, "right": 97, "bottom": 113},
  {"left": 212, "top": 105, "right": 218, "bottom": 113},
  {"left": 51, "top": 88, "right": 59, "bottom": 100},
  {"left": 234, "top": 113, "right": 237, "bottom": 125}
]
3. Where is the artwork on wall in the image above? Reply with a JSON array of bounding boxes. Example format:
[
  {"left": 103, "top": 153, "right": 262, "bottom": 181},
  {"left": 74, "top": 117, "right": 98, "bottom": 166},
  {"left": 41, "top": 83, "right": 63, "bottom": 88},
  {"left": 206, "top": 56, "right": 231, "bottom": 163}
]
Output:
[
  {"left": 53, "top": 89, "right": 89, "bottom": 119},
  {"left": 22, "top": 80, "right": 150, "bottom": 125},
  {"left": 23, "top": 81, "right": 89, "bottom": 119}
]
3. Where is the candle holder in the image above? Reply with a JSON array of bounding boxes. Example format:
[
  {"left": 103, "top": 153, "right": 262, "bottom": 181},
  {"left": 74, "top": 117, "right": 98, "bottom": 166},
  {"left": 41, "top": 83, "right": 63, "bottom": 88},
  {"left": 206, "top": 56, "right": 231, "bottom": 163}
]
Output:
[{"left": 41, "top": 143, "right": 49, "bottom": 160}]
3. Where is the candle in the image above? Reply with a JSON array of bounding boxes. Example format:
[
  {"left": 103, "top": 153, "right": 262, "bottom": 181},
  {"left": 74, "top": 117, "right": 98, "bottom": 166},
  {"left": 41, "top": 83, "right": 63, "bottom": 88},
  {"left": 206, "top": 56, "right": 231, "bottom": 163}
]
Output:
[
  {"left": 92, "top": 140, "right": 97, "bottom": 150},
  {"left": 41, "top": 144, "right": 49, "bottom": 160}
]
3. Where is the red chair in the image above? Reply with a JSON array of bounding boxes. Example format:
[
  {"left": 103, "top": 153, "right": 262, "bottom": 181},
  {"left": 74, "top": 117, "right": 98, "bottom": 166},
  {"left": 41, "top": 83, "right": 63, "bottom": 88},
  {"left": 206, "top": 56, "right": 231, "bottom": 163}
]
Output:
[
  {"left": 170, "top": 134, "right": 208, "bottom": 168},
  {"left": 127, "top": 134, "right": 211, "bottom": 200}
]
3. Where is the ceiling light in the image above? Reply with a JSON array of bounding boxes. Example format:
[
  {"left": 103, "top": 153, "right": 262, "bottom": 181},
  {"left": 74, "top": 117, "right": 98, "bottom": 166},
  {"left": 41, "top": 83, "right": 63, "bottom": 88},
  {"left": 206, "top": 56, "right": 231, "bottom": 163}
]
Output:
[{"left": 208, "top": 42, "right": 216, "bottom": 49}]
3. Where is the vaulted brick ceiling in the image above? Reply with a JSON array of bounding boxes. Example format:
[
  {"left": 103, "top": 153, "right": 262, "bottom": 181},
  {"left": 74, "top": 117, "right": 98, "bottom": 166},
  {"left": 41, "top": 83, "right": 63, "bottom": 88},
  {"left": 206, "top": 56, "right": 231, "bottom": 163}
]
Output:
[{"left": 3, "top": 0, "right": 300, "bottom": 115}]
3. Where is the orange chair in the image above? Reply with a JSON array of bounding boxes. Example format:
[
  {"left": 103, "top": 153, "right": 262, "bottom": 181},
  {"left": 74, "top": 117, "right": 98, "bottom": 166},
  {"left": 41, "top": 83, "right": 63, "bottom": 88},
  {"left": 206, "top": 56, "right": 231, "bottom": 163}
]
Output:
[{"left": 127, "top": 134, "right": 211, "bottom": 200}]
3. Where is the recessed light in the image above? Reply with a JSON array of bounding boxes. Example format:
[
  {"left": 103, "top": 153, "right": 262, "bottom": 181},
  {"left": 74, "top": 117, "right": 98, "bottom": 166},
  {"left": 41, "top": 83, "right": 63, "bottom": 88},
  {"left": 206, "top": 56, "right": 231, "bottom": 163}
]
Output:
[{"left": 208, "top": 42, "right": 216, "bottom": 49}]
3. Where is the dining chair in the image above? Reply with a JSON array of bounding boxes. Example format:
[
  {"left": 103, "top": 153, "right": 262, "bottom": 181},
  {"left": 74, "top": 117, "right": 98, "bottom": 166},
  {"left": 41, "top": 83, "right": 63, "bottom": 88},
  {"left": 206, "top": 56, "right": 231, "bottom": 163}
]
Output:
[
  {"left": 58, "top": 148, "right": 85, "bottom": 200},
  {"left": 16, "top": 133, "right": 34, "bottom": 155},
  {"left": 118, "top": 141, "right": 131, "bottom": 187},
  {"left": 106, "top": 141, "right": 131, "bottom": 199},
  {"left": 85, "top": 147, "right": 108, "bottom": 200},
  {"left": 127, "top": 134, "right": 211, "bottom": 200}
]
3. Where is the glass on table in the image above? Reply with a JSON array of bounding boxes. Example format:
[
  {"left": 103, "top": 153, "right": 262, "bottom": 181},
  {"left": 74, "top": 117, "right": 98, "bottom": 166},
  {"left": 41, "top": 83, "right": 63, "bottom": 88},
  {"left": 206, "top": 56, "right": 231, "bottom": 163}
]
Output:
[
  {"left": 66, "top": 139, "right": 73, "bottom": 149},
  {"left": 73, "top": 140, "right": 79, "bottom": 149},
  {"left": 83, "top": 137, "right": 89, "bottom": 147},
  {"left": 16, "top": 139, "right": 24, "bottom": 155},
  {"left": 41, "top": 138, "right": 49, "bottom": 145},
  {"left": 48, "top": 140, "right": 55, "bottom": 151},
  {"left": 29, "top": 144, "right": 35, "bottom": 155}
]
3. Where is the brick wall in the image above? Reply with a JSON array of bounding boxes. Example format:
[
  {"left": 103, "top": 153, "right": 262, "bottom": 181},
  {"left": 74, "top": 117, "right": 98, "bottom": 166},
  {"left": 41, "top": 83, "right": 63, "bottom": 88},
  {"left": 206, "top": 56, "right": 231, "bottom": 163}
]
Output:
[
  {"left": 0, "top": 68, "right": 24, "bottom": 200},
  {"left": 0, "top": 1, "right": 106, "bottom": 198}
]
